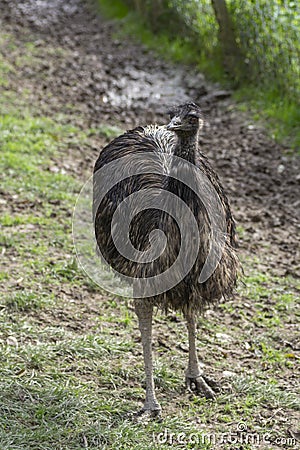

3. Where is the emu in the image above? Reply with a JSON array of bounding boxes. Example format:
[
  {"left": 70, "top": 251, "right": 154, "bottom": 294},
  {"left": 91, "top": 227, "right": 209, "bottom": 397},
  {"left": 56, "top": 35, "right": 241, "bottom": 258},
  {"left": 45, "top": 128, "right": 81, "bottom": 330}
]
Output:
[{"left": 93, "top": 103, "right": 240, "bottom": 416}]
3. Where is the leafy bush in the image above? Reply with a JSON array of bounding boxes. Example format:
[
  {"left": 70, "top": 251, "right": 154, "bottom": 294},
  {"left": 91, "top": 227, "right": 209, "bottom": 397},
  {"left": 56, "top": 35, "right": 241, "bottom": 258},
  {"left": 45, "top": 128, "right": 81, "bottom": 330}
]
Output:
[{"left": 230, "top": 0, "right": 300, "bottom": 96}]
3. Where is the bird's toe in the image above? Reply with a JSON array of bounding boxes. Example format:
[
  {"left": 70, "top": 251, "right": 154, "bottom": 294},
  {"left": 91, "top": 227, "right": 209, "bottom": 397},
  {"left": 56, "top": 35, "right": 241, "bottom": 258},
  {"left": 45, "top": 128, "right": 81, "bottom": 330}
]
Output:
[
  {"left": 186, "top": 375, "right": 219, "bottom": 399},
  {"left": 133, "top": 405, "right": 162, "bottom": 422}
]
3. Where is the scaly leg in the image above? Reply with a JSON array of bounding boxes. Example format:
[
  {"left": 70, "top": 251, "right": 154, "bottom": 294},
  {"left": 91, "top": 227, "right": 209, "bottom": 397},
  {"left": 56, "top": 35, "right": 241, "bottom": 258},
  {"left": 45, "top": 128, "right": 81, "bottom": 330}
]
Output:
[
  {"left": 185, "top": 312, "right": 217, "bottom": 399},
  {"left": 134, "top": 300, "right": 161, "bottom": 416}
]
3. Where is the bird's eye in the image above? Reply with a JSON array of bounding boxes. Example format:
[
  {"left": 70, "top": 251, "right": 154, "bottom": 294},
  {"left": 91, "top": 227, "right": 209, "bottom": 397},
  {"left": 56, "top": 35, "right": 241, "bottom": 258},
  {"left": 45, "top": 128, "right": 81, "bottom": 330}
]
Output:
[{"left": 188, "top": 115, "right": 198, "bottom": 122}]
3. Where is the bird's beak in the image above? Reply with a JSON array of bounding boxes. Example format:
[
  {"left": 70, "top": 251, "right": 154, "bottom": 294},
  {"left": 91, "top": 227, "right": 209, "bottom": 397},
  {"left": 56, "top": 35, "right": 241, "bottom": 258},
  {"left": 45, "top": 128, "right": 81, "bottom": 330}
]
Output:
[{"left": 166, "top": 116, "right": 181, "bottom": 131}]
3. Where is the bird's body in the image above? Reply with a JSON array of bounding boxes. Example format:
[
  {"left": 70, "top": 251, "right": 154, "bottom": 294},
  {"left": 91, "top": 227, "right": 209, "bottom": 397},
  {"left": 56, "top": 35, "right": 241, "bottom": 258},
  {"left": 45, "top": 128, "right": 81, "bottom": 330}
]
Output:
[{"left": 93, "top": 103, "right": 240, "bottom": 415}]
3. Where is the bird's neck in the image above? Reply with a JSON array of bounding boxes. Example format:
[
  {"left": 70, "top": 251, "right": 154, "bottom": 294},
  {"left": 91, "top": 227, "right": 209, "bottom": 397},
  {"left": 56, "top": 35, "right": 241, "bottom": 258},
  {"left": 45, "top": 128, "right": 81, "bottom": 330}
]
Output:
[
  {"left": 173, "top": 131, "right": 199, "bottom": 164},
  {"left": 166, "top": 131, "right": 200, "bottom": 211}
]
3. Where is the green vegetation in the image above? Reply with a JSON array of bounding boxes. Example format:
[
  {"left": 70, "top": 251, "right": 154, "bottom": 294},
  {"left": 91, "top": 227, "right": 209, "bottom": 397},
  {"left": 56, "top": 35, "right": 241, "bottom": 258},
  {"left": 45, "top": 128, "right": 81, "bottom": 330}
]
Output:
[
  {"left": 97, "top": 0, "right": 300, "bottom": 148},
  {"left": 0, "top": 24, "right": 299, "bottom": 450},
  {"left": 234, "top": 86, "right": 300, "bottom": 148}
]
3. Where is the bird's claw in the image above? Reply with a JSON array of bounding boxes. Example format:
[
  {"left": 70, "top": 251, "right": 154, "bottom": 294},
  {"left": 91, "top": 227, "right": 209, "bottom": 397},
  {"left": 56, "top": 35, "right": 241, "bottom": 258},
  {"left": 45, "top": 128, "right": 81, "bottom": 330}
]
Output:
[
  {"left": 185, "top": 374, "right": 219, "bottom": 399},
  {"left": 133, "top": 406, "right": 162, "bottom": 422}
]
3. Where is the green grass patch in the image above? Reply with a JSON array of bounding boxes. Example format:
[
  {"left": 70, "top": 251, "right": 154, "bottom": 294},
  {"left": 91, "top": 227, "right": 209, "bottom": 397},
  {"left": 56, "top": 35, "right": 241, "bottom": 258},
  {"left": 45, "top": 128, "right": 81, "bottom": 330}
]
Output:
[
  {"left": 94, "top": 124, "right": 124, "bottom": 139},
  {"left": 0, "top": 114, "right": 81, "bottom": 203},
  {"left": 234, "top": 87, "right": 300, "bottom": 150},
  {"left": 4, "top": 290, "right": 55, "bottom": 312}
]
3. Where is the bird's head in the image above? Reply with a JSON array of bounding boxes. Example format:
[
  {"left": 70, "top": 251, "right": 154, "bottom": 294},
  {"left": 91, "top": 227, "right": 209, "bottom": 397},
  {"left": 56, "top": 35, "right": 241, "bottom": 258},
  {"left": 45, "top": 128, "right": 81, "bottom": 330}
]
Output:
[{"left": 166, "top": 102, "right": 203, "bottom": 134}]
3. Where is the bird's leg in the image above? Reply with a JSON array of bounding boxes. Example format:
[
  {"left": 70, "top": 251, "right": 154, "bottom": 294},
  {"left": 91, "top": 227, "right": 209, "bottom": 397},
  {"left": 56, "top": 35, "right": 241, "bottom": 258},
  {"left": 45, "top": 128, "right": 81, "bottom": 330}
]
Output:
[
  {"left": 185, "top": 312, "right": 217, "bottom": 399},
  {"left": 134, "top": 300, "right": 161, "bottom": 417}
]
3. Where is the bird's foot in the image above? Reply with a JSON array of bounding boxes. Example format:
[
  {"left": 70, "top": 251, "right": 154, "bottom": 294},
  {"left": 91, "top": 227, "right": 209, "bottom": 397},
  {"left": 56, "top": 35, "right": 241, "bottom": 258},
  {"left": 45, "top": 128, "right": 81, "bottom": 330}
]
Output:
[
  {"left": 133, "top": 402, "right": 162, "bottom": 422},
  {"left": 185, "top": 374, "right": 219, "bottom": 399}
]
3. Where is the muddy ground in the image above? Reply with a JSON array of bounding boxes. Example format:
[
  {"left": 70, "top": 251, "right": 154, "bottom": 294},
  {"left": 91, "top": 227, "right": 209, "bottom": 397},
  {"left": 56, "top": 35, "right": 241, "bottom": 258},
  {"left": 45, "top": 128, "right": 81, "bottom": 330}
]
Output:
[{"left": 0, "top": 0, "right": 299, "bottom": 446}]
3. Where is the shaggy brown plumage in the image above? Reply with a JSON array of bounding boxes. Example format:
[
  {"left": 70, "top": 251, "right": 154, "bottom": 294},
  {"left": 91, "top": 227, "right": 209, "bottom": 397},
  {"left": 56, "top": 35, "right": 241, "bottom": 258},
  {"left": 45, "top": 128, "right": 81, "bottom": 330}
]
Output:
[{"left": 93, "top": 102, "right": 241, "bottom": 415}]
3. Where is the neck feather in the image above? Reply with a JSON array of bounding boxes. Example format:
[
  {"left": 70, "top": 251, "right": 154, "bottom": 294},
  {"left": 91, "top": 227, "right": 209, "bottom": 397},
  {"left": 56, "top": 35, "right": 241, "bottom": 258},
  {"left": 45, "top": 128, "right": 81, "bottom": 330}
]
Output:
[
  {"left": 173, "top": 131, "right": 199, "bottom": 163},
  {"left": 165, "top": 131, "right": 199, "bottom": 203}
]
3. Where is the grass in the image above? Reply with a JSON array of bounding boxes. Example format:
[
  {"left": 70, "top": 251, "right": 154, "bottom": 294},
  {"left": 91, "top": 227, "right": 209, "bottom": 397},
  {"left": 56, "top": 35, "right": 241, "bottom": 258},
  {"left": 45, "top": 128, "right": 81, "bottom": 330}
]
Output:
[
  {"left": 234, "top": 87, "right": 300, "bottom": 150},
  {"left": 97, "top": 0, "right": 300, "bottom": 150},
  {"left": 3, "top": 290, "right": 55, "bottom": 312},
  {"left": 0, "top": 25, "right": 299, "bottom": 450}
]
